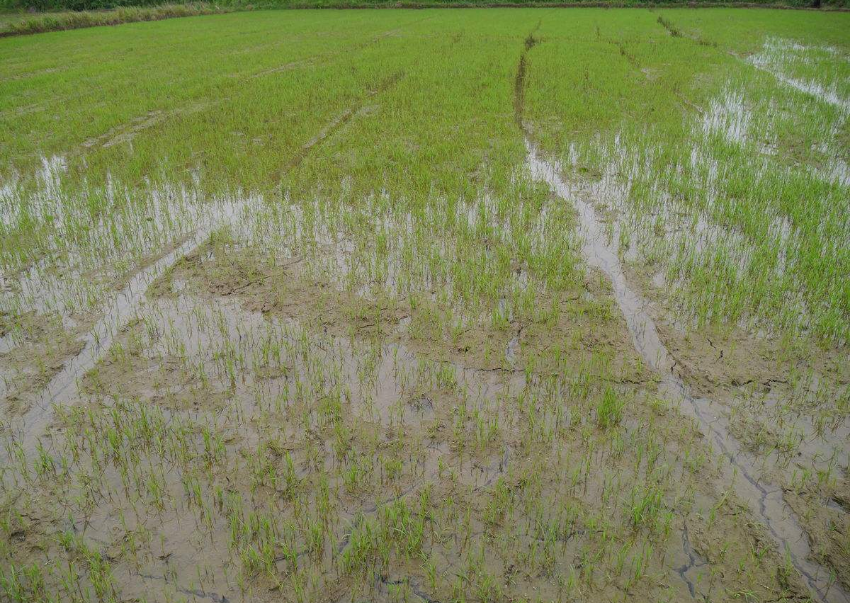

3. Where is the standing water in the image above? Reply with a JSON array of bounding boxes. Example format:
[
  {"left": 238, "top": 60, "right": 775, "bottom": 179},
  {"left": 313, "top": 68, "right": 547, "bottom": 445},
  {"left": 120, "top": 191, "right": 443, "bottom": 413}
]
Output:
[{"left": 17, "top": 199, "right": 252, "bottom": 458}]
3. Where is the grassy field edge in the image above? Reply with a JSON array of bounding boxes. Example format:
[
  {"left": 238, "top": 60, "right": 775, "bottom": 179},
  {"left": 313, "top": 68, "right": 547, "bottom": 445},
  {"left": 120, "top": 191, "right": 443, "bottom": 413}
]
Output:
[
  {"left": 0, "top": 3, "right": 231, "bottom": 36},
  {"left": 1, "top": 1, "right": 847, "bottom": 38}
]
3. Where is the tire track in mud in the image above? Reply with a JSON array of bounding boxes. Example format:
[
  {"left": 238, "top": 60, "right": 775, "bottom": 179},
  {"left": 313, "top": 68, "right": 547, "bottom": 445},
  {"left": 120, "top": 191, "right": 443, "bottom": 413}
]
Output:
[
  {"left": 280, "top": 70, "right": 404, "bottom": 178},
  {"left": 14, "top": 200, "right": 250, "bottom": 458},
  {"left": 746, "top": 58, "right": 849, "bottom": 110},
  {"left": 15, "top": 67, "right": 406, "bottom": 457},
  {"left": 135, "top": 573, "right": 230, "bottom": 603},
  {"left": 248, "top": 24, "right": 409, "bottom": 80},
  {"left": 514, "top": 27, "right": 847, "bottom": 603},
  {"left": 656, "top": 15, "right": 717, "bottom": 48},
  {"left": 605, "top": 29, "right": 706, "bottom": 115},
  {"left": 81, "top": 101, "right": 219, "bottom": 149},
  {"left": 76, "top": 22, "right": 421, "bottom": 155},
  {"left": 611, "top": 40, "right": 639, "bottom": 69},
  {"left": 513, "top": 21, "right": 540, "bottom": 131},
  {"left": 378, "top": 575, "right": 442, "bottom": 603}
]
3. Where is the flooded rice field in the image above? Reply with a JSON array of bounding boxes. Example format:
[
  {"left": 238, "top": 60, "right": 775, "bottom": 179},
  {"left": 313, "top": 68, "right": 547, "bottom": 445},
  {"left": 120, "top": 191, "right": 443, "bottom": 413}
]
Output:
[{"left": 1, "top": 7, "right": 848, "bottom": 603}]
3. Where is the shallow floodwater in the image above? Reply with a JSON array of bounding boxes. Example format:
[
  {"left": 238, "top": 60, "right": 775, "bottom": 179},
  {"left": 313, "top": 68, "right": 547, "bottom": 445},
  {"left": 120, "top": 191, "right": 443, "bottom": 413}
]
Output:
[{"left": 17, "top": 199, "right": 252, "bottom": 456}]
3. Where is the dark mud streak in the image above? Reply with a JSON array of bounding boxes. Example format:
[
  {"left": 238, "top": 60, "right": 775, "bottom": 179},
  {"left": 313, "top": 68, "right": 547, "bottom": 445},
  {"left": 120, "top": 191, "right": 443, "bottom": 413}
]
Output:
[
  {"left": 379, "top": 575, "right": 443, "bottom": 603},
  {"left": 266, "top": 12, "right": 428, "bottom": 162},
  {"left": 656, "top": 15, "right": 683, "bottom": 37},
  {"left": 611, "top": 40, "right": 639, "bottom": 68},
  {"left": 675, "top": 519, "right": 707, "bottom": 598},
  {"left": 333, "top": 479, "right": 424, "bottom": 559},
  {"left": 514, "top": 21, "right": 540, "bottom": 133},
  {"left": 513, "top": 54, "right": 528, "bottom": 129},
  {"left": 656, "top": 14, "right": 719, "bottom": 47},
  {"left": 514, "top": 26, "right": 848, "bottom": 603},
  {"left": 137, "top": 572, "right": 230, "bottom": 603}
]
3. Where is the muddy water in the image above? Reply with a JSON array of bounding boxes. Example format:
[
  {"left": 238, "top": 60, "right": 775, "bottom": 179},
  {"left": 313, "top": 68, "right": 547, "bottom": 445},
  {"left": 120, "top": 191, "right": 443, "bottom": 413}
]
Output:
[
  {"left": 16, "top": 200, "right": 250, "bottom": 457},
  {"left": 526, "top": 141, "right": 849, "bottom": 603}
]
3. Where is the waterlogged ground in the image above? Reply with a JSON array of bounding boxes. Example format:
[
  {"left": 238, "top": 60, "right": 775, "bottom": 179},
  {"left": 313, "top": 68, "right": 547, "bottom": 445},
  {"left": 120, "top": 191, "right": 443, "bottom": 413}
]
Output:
[{"left": 0, "top": 8, "right": 848, "bottom": 603}]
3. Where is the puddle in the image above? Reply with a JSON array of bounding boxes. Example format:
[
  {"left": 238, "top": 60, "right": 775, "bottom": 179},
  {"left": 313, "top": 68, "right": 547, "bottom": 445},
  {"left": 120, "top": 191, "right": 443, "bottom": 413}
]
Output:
[
  {"left": 525, "top": 141, "right": 848, "bottom": 603},
  {"left": 0, "top": 331, "right": 16, "bottom": 354},
  {"left": 505, "top": 334, "right": 519, "bottom": 365},
  {"left": 0, "top": 249, "right": 816, "bottom": 603}
]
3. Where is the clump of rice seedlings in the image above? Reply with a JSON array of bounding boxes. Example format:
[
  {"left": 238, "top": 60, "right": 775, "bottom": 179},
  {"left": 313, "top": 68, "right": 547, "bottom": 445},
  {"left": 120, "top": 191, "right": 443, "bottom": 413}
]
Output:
[{"left": 596, "top": 387, "right": 624, "bottom": 429}]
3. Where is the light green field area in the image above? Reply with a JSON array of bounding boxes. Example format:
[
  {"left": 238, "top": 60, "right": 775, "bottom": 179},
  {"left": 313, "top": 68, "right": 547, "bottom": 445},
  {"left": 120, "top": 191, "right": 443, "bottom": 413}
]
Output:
[{"left": 0, "top": 9, "right": 848, "bottom": 603}]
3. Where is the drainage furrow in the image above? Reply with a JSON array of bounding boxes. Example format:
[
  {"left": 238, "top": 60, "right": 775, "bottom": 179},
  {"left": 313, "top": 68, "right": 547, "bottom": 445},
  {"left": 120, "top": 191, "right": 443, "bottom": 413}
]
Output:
[
  {"left": 527, "top": 142, "right": 847, "bottom": 603},
  {"left": 517, "top": 34, "right": 847, "bottom": 603}
]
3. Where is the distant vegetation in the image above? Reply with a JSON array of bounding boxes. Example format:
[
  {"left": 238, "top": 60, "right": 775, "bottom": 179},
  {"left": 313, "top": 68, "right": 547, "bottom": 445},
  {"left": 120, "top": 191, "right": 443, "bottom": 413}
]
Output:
[
  {"left": 0, "top": 0, "right": 845, "bottom": 38},
  {"left": 0, "top": 3, "right": 228, "bottom": 35},
  {"left": 0, "top": 0, "right": 846, "bottom": 19}
]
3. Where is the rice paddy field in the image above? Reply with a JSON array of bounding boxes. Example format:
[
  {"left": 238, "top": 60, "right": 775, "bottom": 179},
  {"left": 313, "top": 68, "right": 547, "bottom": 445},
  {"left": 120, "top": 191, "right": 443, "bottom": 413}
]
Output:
[{"left": 0, "top": 7, "right": 849, "bottom": 603}]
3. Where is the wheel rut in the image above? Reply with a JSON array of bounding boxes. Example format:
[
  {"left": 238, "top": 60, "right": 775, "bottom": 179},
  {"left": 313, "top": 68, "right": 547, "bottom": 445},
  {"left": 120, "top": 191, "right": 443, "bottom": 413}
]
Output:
[{"left": 514, "top": 25, "right": 847, "bottom": 603}]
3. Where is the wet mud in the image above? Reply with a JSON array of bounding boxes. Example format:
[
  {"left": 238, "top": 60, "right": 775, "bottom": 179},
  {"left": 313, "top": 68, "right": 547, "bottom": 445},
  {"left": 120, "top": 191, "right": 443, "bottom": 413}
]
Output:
[
  {"left": 0, "top": 185, "right": 811, "bottom": 602},
  {"left": 0, "top": 273, "right": 812, "bottom": 602},
  {"left": 516, "top": 28, "right": 848, "bottom": 603}
]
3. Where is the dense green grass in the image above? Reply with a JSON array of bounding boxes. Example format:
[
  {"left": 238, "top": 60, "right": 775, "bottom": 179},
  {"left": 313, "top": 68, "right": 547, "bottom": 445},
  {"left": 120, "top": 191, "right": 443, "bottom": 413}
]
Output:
[{"left": 1, "top": 8, "right": 846, "bottom": 340}]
